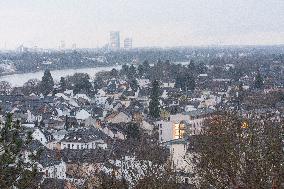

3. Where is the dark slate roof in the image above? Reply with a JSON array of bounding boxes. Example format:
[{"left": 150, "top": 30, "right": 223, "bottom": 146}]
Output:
[
  {"left": 38, "top": 148, "right": 62, "bottom": 167},
  {"left": 126, "top": 100, "right": 144, "bottom": 112},
  {"left": 106, "top": 97, "right": 114, "bottom": 105},
  {"left": 101, "top": 122, "right": 127, "bottom": 135},
  {"left": 122, "top": 90, "right": 135, "bottom": 97},
  {"left": 0, "top": 94, "right": 25, "bottom": 102},
  {"left": 182, "top": 108, "right": 215, "bottom": 117},
  {"left": 24, "top": 140, "right": 62, "bottom": 167},
  {"left": 112, "top": 101, "right": 123, "bottom": 107},
  {"left": 61, "top": 128, "right": 108, "bottom": 143},
  {"left": 138, "top": 88, "right": 151, "bottom": 97},
  {"left": 162, "top": 138, "right": 188, "bottom": 146},
  {"left": 24, "top": 140, "right": 45, "bottom": 152},
  {"left": 40, "top": 178, "right": 64, "bottom": 189},
  {"left": 92, "top": 106, "right": 103, "bottom": 113},
  {"left": 61, "top": 148, "right": 108, "bottom": 164}
]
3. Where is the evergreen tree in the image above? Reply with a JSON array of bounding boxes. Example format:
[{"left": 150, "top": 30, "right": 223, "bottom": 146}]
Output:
[
  {"left": 126, "top": 122, "right": 140, "bottom": 140},
  {"left": 110, "top": 68, "right": 119, "bottom": 78},
  {"left": 175, "top": 74, "right": 195, "bottom": 91},
  {"left": 175, "top": 75, "right": 184, "bottom": 90},
  {"left": 196, "top": 63, "right": 207, "bottom": 74},
  {"left": 72, "top": 73, "right": 92, "bottom": 95},
  {"left": 0, "top": 113, "right": 39, "bottom": 188},
  {"left": 149, "top": 80, "right": 160, "bottom": 119},
  {"left": 127, "top": 65, "right": 136, "bottom": 80},
  {"left": 232, "top": 68, "right": 243, "bottom": 82},
  {"left": 137, "top": 64, "right": 144, "bottom": 78},
  {"left": 142, "top": 60, "right": 150, "bottom": 77},
  {"left": 185, "top": 74, "right": 195, "bottom": 91},
  {"left": 59, "top": 77, "right": 66, "bottom": 91},
  {"left": 40, "top": 70, "right": 54, "bottom": 95},
  {"left": 94, "top": 76, "right": 104, "bottom": 91},
  {"left": 138, "top": 60, "right": 151, "bottom": 78},
  {"left": 121, "top": 65, "right": 129, "bottom": 77},
  {"left": 254, "top": 72, "right": 264, "bottom": 89},
  {"left": 129, "top": 79, "right": 139, "bottom": 92},
  {"left": 187, "top": 60, "right": 196, "bottom": 73}
]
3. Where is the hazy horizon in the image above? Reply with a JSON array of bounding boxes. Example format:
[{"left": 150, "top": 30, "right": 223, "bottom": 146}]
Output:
[{"left": 0, "top": 0, "right": 283, "bottom": 49}]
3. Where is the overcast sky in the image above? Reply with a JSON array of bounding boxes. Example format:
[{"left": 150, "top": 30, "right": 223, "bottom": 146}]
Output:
[{"left": 0, "top": 0, "right": 283, "bottom": 49}]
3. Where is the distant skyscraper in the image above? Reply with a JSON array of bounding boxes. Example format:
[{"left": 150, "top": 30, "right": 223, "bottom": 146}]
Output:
[
  {"left": 71, "top": 43, "right": 77, "bottom": 50},
  {"left": 124, "top": 38, "right": 132, "bottom": 49},
  {"left": 17, "top": 45, "right": 28, "bottom": 53},
  {"left": 110, "top": 31, "right": 120, "bottom": 49},
  {"left": 59, "top": 40, "right": 65, "bottom": 50}
]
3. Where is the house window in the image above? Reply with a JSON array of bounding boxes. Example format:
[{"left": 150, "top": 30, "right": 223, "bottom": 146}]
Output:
[
  {"left": 77, "top": 145, "right": 79, "bottom": 149},
  {"left": 67, "top": 144, "right": 70, "bottom": 149},
  {"left": 174, "top": 123, "right": 185, "bottom": 139},
  {"left": 160, "top": 124, "right": 162, "bottom": 128},
  {"left": 185, "top": 178, "right": 189, "bottom": 184},
  {"left": 160, "top": 130, "right": 162, "bottom": 135}
]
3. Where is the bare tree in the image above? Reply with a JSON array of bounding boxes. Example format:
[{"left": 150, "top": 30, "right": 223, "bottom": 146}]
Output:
[
  {"left": 0, "top": 81, "right": 12, "bottom": 95},
  {"left": 22, "top": 79, "right": 41, "bottom": 95},
  {"left": 192, "top": 111, "right": 284, "bottom": 188}
]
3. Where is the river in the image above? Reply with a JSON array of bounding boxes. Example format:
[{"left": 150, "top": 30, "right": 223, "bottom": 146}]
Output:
[{"left": 0, "top": 65, "right": 122, "bottom": 87}]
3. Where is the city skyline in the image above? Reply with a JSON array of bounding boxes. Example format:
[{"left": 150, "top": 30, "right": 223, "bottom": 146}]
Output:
[{"left": 0, "top": 0, "right": 284, "bottom": 49}]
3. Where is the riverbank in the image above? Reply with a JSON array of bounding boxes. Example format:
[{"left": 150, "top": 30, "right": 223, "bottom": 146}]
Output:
[
  {"left": 0, "top": 65, "right": 122, "bottom": 87},
  {"left": 0, "top": 63, "right": 118, "bottom": 77}
]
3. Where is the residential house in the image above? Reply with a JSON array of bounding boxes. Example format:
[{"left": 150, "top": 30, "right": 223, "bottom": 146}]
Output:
[
  {"left": 156, "top": 108, "right": 214, "bottom": 142},
  {"left": 105, "top": 111, "right": 132, "bottom": 124},
  {"left": 75, "top": 109, "right": 91, "bottom": 125},
  {"left": 101, "top": 123, "right": 126, "bottom": 140},
  {"left": 60, "top": 129, "right": 107, "bottom": 150}
]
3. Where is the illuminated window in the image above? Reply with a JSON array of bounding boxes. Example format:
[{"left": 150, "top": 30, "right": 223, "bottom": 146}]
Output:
[
  {"left": 241, "top": 121, "right": 249, "bottom": 129},
  {"left": 174, "top": 123, "right": 185, "bottom": 139}
]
